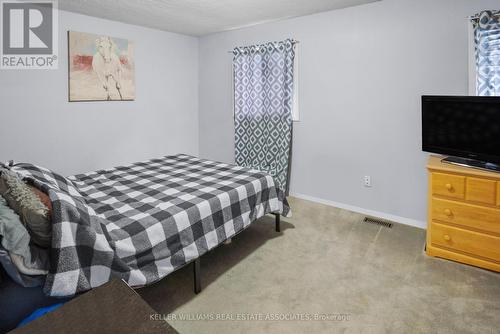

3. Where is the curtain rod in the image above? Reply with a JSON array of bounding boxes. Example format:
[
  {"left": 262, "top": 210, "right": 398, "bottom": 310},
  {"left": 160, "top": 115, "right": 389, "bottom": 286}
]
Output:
[{"left": 227, "top": 40, "right": 300, "bottom": 53}]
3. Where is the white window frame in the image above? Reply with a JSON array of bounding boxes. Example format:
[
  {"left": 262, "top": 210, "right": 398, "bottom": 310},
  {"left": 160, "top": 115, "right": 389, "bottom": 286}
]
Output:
[{"left": 468, "top": 20, "right": 477, "bottom": 95}]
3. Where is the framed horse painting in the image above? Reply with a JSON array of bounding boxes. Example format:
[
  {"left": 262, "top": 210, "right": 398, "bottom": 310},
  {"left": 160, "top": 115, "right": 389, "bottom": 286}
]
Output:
[{"left": 68, "top": 31, "right": 135, "bottom": 101}]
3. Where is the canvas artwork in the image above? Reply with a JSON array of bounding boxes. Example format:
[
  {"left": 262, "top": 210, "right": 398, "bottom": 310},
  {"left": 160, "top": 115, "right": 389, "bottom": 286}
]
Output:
[{"left": 68, "top": 31, "right": 135, "bottom": 101}]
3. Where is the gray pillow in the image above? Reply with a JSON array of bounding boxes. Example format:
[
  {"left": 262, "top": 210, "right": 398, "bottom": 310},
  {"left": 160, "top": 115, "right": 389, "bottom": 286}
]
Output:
[{"left": 0, "top": 169, "right": 51, "bottom": 247}]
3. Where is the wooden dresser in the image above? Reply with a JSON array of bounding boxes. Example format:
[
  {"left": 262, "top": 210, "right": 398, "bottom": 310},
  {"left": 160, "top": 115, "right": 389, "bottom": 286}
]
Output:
[{"left": 427, "top": 155, "right": 500, "bottom": 272}]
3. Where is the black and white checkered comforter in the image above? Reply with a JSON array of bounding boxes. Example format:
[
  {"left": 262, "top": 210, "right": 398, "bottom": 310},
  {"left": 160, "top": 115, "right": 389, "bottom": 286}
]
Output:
[{"left": 11, "top": 154, "right": 290, "bottom": 297}]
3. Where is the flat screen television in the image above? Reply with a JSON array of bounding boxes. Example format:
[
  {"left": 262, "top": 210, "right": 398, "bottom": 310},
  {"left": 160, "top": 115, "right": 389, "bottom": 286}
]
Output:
[{"left": 422, "top": 95, "right": 500, "bottom": 171}]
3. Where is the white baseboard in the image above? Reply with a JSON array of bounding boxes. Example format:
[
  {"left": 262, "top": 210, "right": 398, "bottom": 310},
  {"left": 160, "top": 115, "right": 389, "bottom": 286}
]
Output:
[{"left": 290, "top": 192, "right": 427, "bottom": 230}]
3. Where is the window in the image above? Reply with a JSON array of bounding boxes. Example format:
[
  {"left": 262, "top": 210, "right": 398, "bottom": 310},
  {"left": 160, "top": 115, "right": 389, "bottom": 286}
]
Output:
[
  {"left": 231, "top": 41, "right": 300, "bottom": 121},
  {"left": 470, "top": 11, "right": 500, "bottom": 96},
  {"left": 292, "top": 43, "right": 300, "bottom": 121}
]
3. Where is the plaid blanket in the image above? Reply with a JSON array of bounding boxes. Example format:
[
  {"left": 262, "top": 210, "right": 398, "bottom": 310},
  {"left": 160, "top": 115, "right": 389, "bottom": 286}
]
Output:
[{"left": 11, "top": 154, "right": 290, "bottom": 297}]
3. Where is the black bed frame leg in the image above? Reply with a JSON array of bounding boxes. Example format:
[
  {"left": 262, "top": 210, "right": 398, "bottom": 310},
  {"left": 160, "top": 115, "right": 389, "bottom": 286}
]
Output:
[
  {"left": 274, "top": 213, "right": 281, "bottom": 232},
  {"left": 193, "top": 258, "right": 201, "bottom": 294}
]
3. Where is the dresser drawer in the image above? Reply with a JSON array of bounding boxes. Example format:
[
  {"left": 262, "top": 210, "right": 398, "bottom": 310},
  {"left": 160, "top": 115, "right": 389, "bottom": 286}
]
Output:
[
  {"left": 430, "top": 222, "right": 500, "bottom": 262},
  {"left": 431, "top": 173, "right": 465, "bottom": 200},
  {"left": 466, "top": 177, "right": 497, "bottom": 205},
  {"left": 497, "top": 183, "right": 500, "bottom": 206},
  {"left": 431, "top": 198, "right": 500, "bottom": 234}
]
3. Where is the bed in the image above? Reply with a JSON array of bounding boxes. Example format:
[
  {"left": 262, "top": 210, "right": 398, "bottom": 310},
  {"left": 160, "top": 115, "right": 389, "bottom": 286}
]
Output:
[{"left": 6, "top": 154, "right": 290, "bottom": 298}]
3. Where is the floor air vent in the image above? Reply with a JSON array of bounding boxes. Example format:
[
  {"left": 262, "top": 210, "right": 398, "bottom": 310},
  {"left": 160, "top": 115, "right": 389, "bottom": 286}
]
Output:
[{"left": 363, "top": 217, "right": 393, "bottom": 228}]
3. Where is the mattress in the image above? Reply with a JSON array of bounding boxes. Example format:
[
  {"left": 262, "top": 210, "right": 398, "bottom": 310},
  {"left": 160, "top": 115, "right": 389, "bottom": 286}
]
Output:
[{"left": 11, "top": 154, "right": 290, "bottom": 297}]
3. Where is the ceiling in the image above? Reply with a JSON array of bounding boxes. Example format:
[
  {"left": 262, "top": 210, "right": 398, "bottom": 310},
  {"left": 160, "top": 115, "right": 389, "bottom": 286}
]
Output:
[{"left": 58, "top": 0, "right": 380, "bottom": 36}]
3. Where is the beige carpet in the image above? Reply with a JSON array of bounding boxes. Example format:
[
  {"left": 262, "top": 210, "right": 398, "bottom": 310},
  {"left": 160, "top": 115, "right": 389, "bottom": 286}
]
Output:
[{"left": 138, "top": 197, "right": 500, "bottom": 334}]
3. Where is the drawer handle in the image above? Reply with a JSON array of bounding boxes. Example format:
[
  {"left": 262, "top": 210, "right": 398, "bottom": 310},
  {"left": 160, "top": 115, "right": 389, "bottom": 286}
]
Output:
[
  {"left": 444, "top": 209, "right": 452, "bottom": 217},
  {"left": 445, "top": 183, "right": 453, "bottom": 191},
  {"left": 443, "top": 234, "right": 451, "bottom": 241}
]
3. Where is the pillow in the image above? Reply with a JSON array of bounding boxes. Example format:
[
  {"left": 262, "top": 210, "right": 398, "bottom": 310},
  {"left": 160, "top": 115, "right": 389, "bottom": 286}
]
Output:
[
  {"left": 28, "top": 185, "right": 53, "bottom": 219},
  {"left": 0, "top": 170, "right": 51, "bottom": 248}
]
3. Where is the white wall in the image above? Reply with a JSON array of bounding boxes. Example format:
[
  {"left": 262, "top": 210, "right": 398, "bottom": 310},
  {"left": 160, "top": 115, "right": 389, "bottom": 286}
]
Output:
[
  {"left": 0, "top": 10, "right": 199, "bottom": 176},
  {"left": 198, "top": 0, "right": 499, "bottom": 228},
  {"left": 1, "top": 1, "right": 496, "bottom": 228}
]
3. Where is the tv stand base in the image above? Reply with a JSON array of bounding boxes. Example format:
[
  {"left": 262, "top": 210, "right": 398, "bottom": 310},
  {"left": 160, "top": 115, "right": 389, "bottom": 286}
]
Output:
[{"left": 441, "top": 156, "right": 500, "bottom": 173}]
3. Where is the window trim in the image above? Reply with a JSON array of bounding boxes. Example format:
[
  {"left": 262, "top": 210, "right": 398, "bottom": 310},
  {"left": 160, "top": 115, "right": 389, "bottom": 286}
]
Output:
[{"left": 468, "top": 20, "right": 476, "bottom": 95}]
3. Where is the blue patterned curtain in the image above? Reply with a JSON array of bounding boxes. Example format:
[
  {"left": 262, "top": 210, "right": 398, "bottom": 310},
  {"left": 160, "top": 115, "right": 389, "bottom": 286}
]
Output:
[
  {"left": 472, "top": 10, "right": 500, "bottom": 96},
  {"left": 233, "top": 39, "right": 295, "bottom": 194}
]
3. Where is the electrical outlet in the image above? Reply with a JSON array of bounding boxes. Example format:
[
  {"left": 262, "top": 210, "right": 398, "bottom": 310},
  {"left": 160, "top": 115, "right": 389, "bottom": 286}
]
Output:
[{"left": 364, "top": 176, "right": 372, "bottom": 187}]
